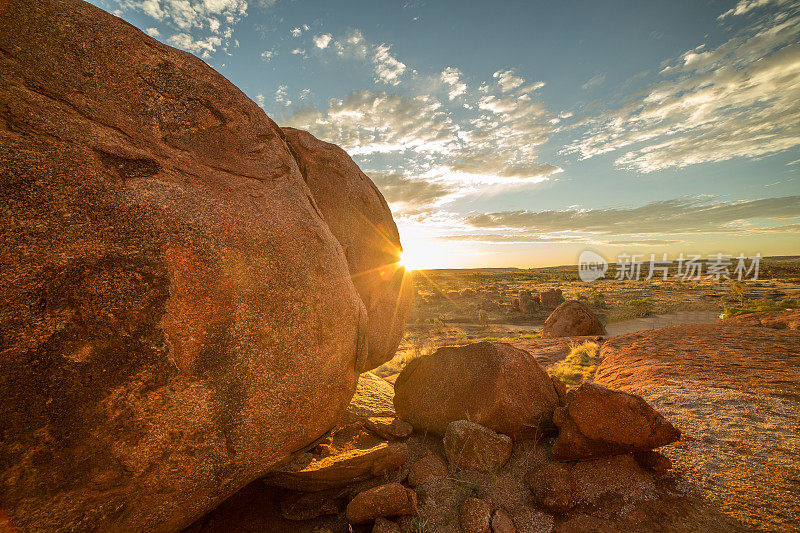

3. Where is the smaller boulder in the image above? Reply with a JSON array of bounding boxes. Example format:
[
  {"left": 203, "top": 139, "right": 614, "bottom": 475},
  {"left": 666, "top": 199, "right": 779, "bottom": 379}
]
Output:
[
  {"left": 551, "top": 383, "right": 680, "bottom": 461},
  {"left": 540, "top": 288, "right": 565, "bottom": 309},
  {"left": 394, "top": 342, "right": 560, "bottom": 437},
  {"left": 459, "top": 497, "right": 492, "bottom": 533},
  {"left": 443, "top": 420, "right": 512, "bottom": 473},
  {"left": 633, "top": 450, "right": 672, "bottom": 475},
  {"left": 373, "top": 517, "right": 401, "bottom": 533},
  {"left": 364, "top": 417, "right": 413, "bottom": 440},
  {"left": 542, "top": 300, "right": 606, "bottom": 338},
  {"left": 407, "top": 453, "right": 448, "bottom": 487},
  {"left": 491, "top": 509, "right": 517, "bottom": 533},
  {"left": 524, "top": 462, "right": 574, "bottom": 514},
  {"left": 346, "top": 483, "right": 417, "bottom": 525}
]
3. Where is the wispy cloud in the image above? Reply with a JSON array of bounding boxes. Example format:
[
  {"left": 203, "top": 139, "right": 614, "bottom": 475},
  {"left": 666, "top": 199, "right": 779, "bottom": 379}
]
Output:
[
  {"left": 279, "top": 66, "right": 560, "bottom": 187},
  {"left": 465, "top": 196, "right": 800, "bottom": 235},
  {"left": 581, "top": 73, "right": 606, "bottom": 90},
  {"left": 566, "top": 1, "right": 800, "bottom": 171},
  {"left": 115, "top": 0, "right": 249, "bottom": 57},
  {"left": 440, "top": 67, "right": 467, "bottom": 100}
]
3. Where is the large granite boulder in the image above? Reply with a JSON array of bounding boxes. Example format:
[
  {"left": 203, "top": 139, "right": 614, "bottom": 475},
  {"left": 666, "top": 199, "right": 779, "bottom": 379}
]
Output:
[
  {"left": 281, "top": 128, "right": 413, "bottom": 371},
  {"left": 542, "top": 300, "right": 606, "bottom": 338},
  {"left": 551, "top": 383, "right": 681, "bottom": 461},
  {"left": 394, "top": 342, "right": 560, "bottom": 437},
  {"left": 0, "top": 0, "right": 401, "bottom": 530}
]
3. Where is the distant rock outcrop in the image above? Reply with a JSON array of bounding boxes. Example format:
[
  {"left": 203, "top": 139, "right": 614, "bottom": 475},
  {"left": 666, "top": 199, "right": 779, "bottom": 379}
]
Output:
[
  {"left": 542, "top": 300, "right": 606, "bottom": 337},
  {"left": 540, "top": 288, "right": 565, "bottom": 309},
  {"left": 0, "top": 1, "right": 407, "bottom": 530},
  {"left": 394, "top": 342, "right": 560, "bottom": 437}
]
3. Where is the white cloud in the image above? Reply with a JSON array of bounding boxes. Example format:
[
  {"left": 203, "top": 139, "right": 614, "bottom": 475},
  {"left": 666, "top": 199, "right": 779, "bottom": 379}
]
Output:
[
  {"left": 166, "top": 32, "right": 222, "bottom": 58},
  {"left": 146, "top": 27, "right": 160, "bottom": 37},
  {"left": 567, "top": 2, "right": 800, "bottom": 172},
  {"left": 275, "top": 85, "right": 291, "bottom": 106},
  {"left": 718, "top": 0, "right": 793, "bottom": 19},
  {"left": 278, "top": 66, "right": 560, "bottom": 185},
  {"left": 255, "top": 93, "right": 266, "bottom": 108},
  {"left": 373, "top": 44, "right": 406, "bottom": 85},
  {"left": 493, "top": 69, "right": 524, "bottom": 92},
  {"left": 465, "top": 196, "right": 800, "bottom": 235},
  {"left": 118, "top": 0, "right": 247, "bottom": 57},
  {"left": 313, "top": 33, "right": 332, "bottom": 49},
  {"left": 326, "top": 29, "right": 406, "bottom": 85},
  {"left": 290, "top": 27, "right": 303, "bottom": 37},
  {"left": 260, "top": 49, "right": 274, "bottom": 61},
  {"left": 441, "top": 67, "right": 467, "bottom": 100}
]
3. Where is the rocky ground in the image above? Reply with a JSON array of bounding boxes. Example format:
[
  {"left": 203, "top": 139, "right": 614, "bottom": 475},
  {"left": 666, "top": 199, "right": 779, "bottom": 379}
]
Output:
[
  {"left": 595, "top": 309, "right": 800, "bottom": 531},
  {"left": 186, "top": 307, "right": 799, "bottom": 532}
]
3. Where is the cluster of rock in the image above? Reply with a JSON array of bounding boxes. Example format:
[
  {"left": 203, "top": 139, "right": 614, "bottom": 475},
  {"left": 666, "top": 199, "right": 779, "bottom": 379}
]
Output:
[
  {"left": 189, "top": 341, "right": 683, "bottom": 531},
  {"left": 511, "top": 288, "right": 566, "bottom": 314}
]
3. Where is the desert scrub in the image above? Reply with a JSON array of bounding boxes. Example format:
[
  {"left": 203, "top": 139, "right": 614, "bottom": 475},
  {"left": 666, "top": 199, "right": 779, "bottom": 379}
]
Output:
[
  {"left": 722, "top": 296, "right": 800, "bottom": 318},
  {"left": 476, "top": 333, "right": 541, "bottom": 342},
  {"left": 549, "top": 341, "right": 600, "bottom": 386},
  {"left": 625, "top": 298, "right": 653, "bottom": 318}
]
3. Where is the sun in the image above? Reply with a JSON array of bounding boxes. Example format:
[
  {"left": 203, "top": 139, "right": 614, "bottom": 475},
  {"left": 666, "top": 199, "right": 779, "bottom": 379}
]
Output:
[{"left": 397, "top": 251, "right": 413, "bottom": 271}]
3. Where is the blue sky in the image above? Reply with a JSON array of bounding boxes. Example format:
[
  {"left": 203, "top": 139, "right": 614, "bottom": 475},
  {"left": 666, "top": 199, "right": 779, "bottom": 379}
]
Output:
[{"left": 89, "top": 0, "right": 800, "bottom": 268}]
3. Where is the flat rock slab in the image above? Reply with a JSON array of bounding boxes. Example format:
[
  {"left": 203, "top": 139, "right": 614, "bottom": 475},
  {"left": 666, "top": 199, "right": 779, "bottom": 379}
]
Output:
[
  {"left": 594, "top": 310, "right": 800, "bottom": 531},
  {"left": 265, "top": 423, "right": 408, "bottom": 491},
  {"left": 595, "top": 311, "right": 800, "bottom": 401},
  {"left": 342, "top": 372, "right": 396, "bottom": 424}
]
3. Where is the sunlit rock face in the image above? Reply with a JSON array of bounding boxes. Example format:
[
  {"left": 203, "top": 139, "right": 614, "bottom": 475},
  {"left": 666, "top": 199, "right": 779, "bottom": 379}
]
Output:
[
  {"left": 0, "top": 0, "right": 407, "bottom": 530},
  {"left": 282, "top": 127, "right": 413, "bottom": 372}
]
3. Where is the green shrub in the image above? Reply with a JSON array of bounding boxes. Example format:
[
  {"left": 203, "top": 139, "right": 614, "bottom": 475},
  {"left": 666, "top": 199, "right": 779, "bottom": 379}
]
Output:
[
  {"left": 588, "top": 290, "right": 606, "bottom": 309},
  {"left": 625, "top": 298, "right": 653, "bottom": 317},
  {"left": 550, "top": 341, "right": 600, "bottom": 386}
]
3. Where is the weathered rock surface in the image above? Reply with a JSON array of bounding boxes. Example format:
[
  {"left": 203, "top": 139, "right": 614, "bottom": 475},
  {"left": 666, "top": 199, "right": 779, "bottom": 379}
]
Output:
[
  {"left": 459, "top": 497, "right": 492, "bottom": 533},
  {"left": 633, "top": 450, "right": 672, "bottom": 475},
  {"left": 525, "top": 461, "right": 574, "bottom": 514},
  {"left": 443, "top": 420, "right": 513, "bottom": 473},
  {"left": 540, "top": 288, "right": 565, "bottom": 309},
  {"left": 282, "top": 128, "right": 413, "bottom": 372},
  {"left": 372, "top": 517, "right": 401, "bottom": 533},
  {"left": 542, "top": 300, "right": 606, "bottom": 338},
  {"left": 364, "top": 417, "right": 413, "bottom": 440},
  {"left": 594, "top": 311, "right": 800, "bottom": 530},
  {"left": 0, "top": 2, "right": 412, "bottom": 530},
  {"left": 491, "top": 509, "right": 517, "bottom": 533},
  {"left": 342, "top": 372, "right": 396, "bottom": 424},
  {"left": 265, "top": 423, "right": 408, "bottom": 491},
  {"left": 394, "top": 342, "right": 560, "bottom": 437},
  {"left": 551, "top": 383, "right": 680, "bottom": 460},
  {"left": 345, "top": 483, "right": 417, "bottom": 525},
  {"left": 407, "top": 453, "right": 448, "bottom": 487}
]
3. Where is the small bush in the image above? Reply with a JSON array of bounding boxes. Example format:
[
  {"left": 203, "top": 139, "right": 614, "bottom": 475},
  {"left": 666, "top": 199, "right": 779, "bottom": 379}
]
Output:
[
  {"left": 625, "top": 298, "right": 653, "bottom": 317},
  {"left": 477, "top": 309, "right": 488, "bottom": 328},
  {"left": 549, "top": 341, "right": 600, "bottom": 386},
  {"left": 722, "top": 296, "right": 798, "bottom": 318},
  {"left": 588, "top": 290, "right": 606, "bottom": 309}
]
